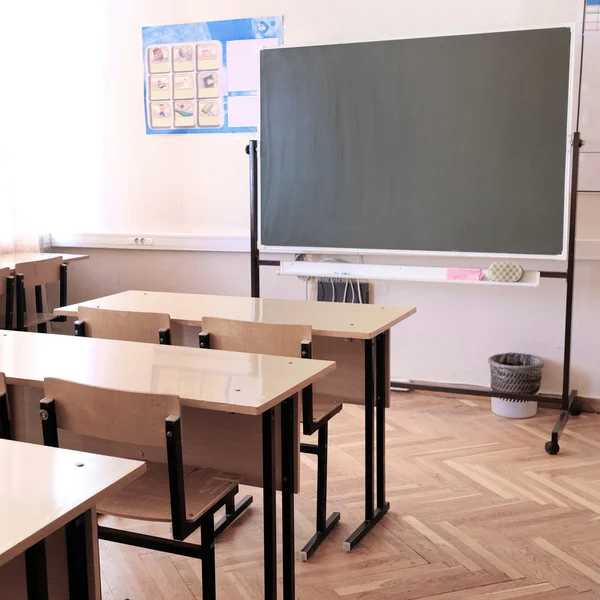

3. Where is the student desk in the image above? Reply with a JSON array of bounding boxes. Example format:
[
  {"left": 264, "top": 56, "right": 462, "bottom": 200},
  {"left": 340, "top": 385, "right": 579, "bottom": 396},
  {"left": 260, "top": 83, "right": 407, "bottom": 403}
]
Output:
[
  {"left": 56, "top": 290, "right": 416, "bottom": 549},
  {"left": 0, "top": 438, "right": 144, "bottom": 599},
  {"left": 0, "top": 253, "right": 89, "bottom": 273},
  {"left": 0, "top": 330, "right": 335, "bottom": 600}
]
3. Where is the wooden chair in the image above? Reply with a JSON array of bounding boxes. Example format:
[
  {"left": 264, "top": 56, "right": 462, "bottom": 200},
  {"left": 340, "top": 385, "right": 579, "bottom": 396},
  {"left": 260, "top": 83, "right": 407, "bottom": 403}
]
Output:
[
  {"left": 14, "top": 256, "right": 67, "bottom": 333},
  {"left": 73, "top": 306, "right": 254, "bottom": 535},
  {"left": 40, "top": 378, "right": 242, "bottom": 600},
  {"left": 74, "top": 306, "right": 172, "bottom": 344},
  {"left": 0, "top": 268, "right": 14, "bottom": 330},
  {"left": 0, "top": 373, "right": 10, "bottom": 440},
  {"left": 199, "top": 317, "right": 343, "bottom": 560}
]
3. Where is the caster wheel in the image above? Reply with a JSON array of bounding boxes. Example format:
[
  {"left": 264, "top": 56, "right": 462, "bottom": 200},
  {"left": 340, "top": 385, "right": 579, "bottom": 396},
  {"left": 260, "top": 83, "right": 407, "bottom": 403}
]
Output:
[
  {"left": 545, "top": 441, "right": 560, "bottom": 455},
  {"left": 570, "top": 404, "right": 582, "bottom": 417}
]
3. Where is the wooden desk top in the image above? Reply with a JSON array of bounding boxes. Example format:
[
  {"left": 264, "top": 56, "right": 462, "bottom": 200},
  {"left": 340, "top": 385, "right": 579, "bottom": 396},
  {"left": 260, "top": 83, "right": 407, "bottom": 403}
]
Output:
[
  {"left": 0, "top": 331, "right": 335, "bottom": 415},
  {"left": 0, "top": 253, "right": 89, "bottom": 273},
  {"left": 56, "top": 290, "right": 416, "bottom": 339},
  {"left": 0, "top": 439, "right": 144, "bottom": 566}
]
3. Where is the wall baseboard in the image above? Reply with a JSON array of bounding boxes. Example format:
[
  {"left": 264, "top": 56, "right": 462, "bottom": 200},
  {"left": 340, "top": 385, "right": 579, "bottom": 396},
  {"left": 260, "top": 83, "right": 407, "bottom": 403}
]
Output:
[{"left": 396, "top": 382, "right": 600, "bottom": 415}]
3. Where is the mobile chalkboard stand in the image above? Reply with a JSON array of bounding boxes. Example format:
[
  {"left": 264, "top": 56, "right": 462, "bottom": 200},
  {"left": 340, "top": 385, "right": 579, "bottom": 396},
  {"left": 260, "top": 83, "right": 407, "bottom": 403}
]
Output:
[
  {"left": 247, "top": 126, "right": 583, "bottom": 455},
  {"left": 249, "top": 10, "right": 590, "bottom": 456},
  {"left": 250, "top": 10, "right": 591, "bottom": 455}
]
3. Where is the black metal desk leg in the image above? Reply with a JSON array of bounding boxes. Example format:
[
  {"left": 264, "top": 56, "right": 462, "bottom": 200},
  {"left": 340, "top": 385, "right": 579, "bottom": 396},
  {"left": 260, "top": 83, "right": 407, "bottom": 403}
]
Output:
[
  {"left": 344, "top": 338, "right": 377, "bottom": 551},
  {"left": 200, "top": 514, "right": 217, "bottom": 600},
  {"left": 214, "top": 493, "right": 254, "bottom": 539},
  {"left": 262, "top": 408, "right": 277, "bottom": 600},
  {"left": 365, "top": 339, "right": 375, "bottom": 522},
  {"left": 25, "top": 540, "right": 48, "bottom": 600},
  {"left": 281, "top": 396, "right": 296, "bottom": 600},
  {"left": 376, "top": 332, "right": 390, "bottom": 514},
  {"left": 65, "top": 513, "right": 89, "bottom": 599},
  {"left": 35, "top": 286, "right": 47, "bottom": 334},
  {"left": 0, "top": 393, "right": 11, "bottom": 440}
]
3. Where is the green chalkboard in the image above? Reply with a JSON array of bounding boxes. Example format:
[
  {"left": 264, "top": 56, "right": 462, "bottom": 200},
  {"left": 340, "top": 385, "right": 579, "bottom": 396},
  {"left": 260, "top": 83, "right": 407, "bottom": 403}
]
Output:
[{"left": 260, "top": 28, "right": 571, "bottom": 256}]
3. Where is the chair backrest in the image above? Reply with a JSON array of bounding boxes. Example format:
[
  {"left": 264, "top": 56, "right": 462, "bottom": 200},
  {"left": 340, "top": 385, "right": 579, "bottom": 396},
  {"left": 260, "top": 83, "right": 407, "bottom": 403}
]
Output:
[
  {"left": 14, "top": 256, "right": 62, "bottom": 288},
  {"left": 0, "top": 268, "right": 10, "bottom": 296},
  {"left": 77, "top": 306, "right": 171, "bottom": 344},
  {"left": 201, "top": 317, "right": 311, "bottom": 358},
  {"left": 43, "top": 378, "right": 180, "bottom": 447}
]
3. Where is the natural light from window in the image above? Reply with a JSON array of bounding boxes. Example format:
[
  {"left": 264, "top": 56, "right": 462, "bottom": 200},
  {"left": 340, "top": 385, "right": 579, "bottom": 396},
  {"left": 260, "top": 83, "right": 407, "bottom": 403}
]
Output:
[{"left": 0, "top": 2, "right": 106, "bottom": 251}]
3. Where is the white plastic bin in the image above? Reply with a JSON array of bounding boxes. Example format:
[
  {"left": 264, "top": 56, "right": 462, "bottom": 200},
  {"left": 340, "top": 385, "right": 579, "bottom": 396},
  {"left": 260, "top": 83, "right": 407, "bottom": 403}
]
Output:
[{"left": 489, "top": 353, "right": 544, "bottom": 420}]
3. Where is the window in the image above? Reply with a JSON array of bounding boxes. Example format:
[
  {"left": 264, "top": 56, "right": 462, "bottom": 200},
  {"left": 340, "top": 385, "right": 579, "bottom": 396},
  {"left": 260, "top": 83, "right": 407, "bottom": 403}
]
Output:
[{"left": 0, "top": 2, "right": 106, "bottom": 250}]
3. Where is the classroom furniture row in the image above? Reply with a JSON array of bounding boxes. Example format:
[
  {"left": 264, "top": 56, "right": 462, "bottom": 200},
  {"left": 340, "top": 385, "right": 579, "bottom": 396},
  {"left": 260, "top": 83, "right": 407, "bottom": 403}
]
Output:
[
  {"left": 57, "top": 289, "right": 416, "bottom": 549},
  {"left": 0, "top": 253, "right": 88, "bottom": 332},
  {"left": 73, "top": 307, "right": 345, "bottom": 559},
  {"left": 2, "top": 289, "right": 414, "bottom": 598}
]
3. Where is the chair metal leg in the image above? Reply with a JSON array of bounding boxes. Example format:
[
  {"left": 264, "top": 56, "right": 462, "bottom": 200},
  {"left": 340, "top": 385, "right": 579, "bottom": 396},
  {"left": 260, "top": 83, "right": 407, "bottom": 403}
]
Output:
[
  {"left": 16, "top": 274, "right": 25, "bottom": 332},
  {"left": 59, "top": 263, "right": 68, "bottom": 307},
  {"left": 300, "top": 423, "right": 340, "bottom": 561},
  {"left": 99, "top": 525, "right": 204, "bottom": 558},
  {"left": 201, "top": 514, "right": 217, "bottom": 600},
  {"left": 214, "top": 492, "right": 254, "bottom": 539},
  {"left": 5, "top": 276, "right": 14, "bottom": 330},
  {"left": 316, "top": 425, "right": 329, "bottom": 533}
]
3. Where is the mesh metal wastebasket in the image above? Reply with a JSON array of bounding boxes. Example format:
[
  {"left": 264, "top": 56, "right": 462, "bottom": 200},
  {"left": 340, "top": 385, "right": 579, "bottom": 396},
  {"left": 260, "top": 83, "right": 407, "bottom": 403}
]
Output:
[{"left": 489, "top": 353, "right": 544, "bottom": 418}]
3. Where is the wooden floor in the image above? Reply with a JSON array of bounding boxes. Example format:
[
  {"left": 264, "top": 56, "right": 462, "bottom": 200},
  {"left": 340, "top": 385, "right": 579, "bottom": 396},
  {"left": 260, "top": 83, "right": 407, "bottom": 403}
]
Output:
[{"left": 99, "top": 392, "right": 600, "bottom": 599}]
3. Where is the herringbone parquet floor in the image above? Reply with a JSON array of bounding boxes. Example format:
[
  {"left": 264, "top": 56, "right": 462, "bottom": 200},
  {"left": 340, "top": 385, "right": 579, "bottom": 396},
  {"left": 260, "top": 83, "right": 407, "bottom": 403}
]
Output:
[{"left": 99, "top": 392, "right": 600, "bottom": 599}]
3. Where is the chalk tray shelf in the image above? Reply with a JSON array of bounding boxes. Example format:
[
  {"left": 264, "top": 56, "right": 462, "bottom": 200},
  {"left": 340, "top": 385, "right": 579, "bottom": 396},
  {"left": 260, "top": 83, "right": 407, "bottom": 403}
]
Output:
[{"left": 278, "top": 262, "right": 541, "bottom": 287}]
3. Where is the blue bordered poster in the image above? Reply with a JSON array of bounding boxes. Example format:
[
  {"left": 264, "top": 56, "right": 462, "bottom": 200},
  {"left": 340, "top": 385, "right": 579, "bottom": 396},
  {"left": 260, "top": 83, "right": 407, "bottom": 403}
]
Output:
[
  {"left": 142, "top": 17, "right": 283, "bottom": 134},
  {"left": 587, "top": 0, "right": 600, "bottom": 31}
]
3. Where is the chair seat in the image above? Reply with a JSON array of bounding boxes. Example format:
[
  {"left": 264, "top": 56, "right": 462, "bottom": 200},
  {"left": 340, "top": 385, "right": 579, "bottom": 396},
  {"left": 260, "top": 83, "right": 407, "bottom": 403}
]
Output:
[
  {"left": 305, "top": 394, "right": 343, "bottom": 425},
  {"left": 23, "top": 312, "right": 56, "bottom": 328},
  {"left": 97, "top": 462, "right": 241, "bottom": 522}
]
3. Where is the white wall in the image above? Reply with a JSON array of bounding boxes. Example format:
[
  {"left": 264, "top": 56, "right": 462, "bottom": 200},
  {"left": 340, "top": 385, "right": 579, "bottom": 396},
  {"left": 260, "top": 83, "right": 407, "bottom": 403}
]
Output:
[
  {"left": 49, "top": 0, "right": 595, "bottom": 237},
  {"left": 52, "top": 0, "right": 600, "bottom": 397},
  {"left": 59, "top": 247, "right": 600, "bottom": 397}
]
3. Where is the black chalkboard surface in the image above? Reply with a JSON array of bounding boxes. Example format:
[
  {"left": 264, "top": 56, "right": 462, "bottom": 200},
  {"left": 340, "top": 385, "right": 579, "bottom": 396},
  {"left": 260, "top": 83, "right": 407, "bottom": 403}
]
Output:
[{"left": 260, "top": 28, "right": 571, "bottom": 256}]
